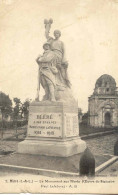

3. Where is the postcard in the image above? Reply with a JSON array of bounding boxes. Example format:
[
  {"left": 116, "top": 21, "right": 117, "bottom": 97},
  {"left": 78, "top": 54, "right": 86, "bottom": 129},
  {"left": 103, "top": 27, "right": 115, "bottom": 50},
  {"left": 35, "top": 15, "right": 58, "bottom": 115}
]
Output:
[{"left": 0, "top": 0, "right": 118, "bottom": 193}]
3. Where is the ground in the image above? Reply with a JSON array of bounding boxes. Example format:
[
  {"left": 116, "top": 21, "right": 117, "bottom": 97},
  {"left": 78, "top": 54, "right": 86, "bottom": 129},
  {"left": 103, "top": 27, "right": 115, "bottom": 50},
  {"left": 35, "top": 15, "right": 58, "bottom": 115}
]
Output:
[
  {"left": 0, "top": 132, "right": 117, "bottom": 171},
  {"left": 85, "top": 131, "right": 118, "bottom": 155},
  {"left": 100, "top": 160, "right": 118, "bottom": 176},
  {"left": 0, "top": 131, "right": 117, "bottom": 155},
  {"left": 79, "top": 123, "right": 117, "bottom": 135},
  {"left": 0, "top": 130, "right": 118, "bottom": 176}
]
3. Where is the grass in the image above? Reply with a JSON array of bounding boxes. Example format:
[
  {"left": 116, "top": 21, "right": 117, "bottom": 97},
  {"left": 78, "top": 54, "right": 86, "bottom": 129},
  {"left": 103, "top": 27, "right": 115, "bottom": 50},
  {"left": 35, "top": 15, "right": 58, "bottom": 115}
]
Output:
[{"left": 79, "top": 123, "right": 118, "bottom": 136}]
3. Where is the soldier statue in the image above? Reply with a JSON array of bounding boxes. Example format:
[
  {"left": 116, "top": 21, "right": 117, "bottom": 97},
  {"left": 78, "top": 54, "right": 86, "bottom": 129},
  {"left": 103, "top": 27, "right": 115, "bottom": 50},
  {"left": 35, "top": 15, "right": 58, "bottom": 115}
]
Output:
[{"left": 36, "top": 19, "right": 71, "bottom": 102}]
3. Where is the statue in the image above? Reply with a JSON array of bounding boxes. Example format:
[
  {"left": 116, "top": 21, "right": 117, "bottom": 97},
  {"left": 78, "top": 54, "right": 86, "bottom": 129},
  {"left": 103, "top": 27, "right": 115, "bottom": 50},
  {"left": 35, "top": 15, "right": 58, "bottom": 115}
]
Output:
[
  {"left": 18, "top": 19, "right": 86, "bottom": 157},
  {"left": 36, "top": 19, "right": 73, "bottom": 102},
  {"left": 36, "top": 42, "right": 58, "bottom": 101},
  {"left": 44, "top": 19, "right": 71, "bottom": 88}
]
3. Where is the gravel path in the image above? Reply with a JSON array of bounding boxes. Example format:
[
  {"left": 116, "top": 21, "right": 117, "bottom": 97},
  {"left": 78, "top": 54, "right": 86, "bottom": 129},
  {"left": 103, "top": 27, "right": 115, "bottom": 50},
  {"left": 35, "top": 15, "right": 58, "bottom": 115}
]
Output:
[{"left": 86, "top": 132, "right": 118, "bottom": 155}]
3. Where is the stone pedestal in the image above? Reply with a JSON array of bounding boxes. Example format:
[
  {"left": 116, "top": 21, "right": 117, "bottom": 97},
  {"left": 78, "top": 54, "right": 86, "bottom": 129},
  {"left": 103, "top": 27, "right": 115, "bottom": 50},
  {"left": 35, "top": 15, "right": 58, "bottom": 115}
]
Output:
[{"left": 18, "top": 101, "right": 86, "bottom": 157}]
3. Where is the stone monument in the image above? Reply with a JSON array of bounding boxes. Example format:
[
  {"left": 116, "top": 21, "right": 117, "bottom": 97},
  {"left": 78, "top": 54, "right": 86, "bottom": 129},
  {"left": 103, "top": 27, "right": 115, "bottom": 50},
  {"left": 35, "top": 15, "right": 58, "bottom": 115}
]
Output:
[{"left": 18, "top": 19, "right": 86, "bottom": 157}]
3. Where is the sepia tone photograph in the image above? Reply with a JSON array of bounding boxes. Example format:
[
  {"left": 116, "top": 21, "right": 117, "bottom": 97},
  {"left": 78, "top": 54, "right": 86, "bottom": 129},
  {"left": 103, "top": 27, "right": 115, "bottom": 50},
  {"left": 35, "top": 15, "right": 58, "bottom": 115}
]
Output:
[{"left": 0, "top": 0, "right": 118, "bottom": 193}]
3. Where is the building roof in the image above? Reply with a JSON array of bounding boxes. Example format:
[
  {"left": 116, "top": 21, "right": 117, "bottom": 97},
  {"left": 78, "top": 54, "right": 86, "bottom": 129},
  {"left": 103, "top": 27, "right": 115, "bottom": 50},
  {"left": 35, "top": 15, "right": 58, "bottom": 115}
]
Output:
[
  {"left": 92, "top": 74, "right": 117, "bottom": 96},
  {"left": 95, "top": 74, "right": 116, "bottom": 88}
]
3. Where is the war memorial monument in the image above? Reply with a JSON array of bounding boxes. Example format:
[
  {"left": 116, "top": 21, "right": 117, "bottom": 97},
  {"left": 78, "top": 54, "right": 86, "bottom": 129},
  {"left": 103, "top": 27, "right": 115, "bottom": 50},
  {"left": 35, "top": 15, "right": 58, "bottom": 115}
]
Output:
[{"left": 18, "top": 19, "right": 86, "bottom": 157}]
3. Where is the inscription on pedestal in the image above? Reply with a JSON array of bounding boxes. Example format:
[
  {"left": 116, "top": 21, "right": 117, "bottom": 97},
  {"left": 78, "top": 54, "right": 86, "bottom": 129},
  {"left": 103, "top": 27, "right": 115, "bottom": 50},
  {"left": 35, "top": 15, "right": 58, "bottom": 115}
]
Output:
[
  {"left": 28, "top": 113, "right": 62, "bottom": 138},
  {"left": 64, "top": 113, "right": 79, "bottom": 137}
]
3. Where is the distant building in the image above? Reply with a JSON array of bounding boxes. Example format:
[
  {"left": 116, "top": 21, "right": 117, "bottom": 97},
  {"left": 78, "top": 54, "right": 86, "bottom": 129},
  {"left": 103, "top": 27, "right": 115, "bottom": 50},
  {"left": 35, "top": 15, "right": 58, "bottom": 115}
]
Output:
[
  {"left": 82, "top": 112, "right": 88, "bottom": 125},
  {"left": 88, "top": 74, "right": 118, "bottom": 127},
  {"left": 78, "top": 108, "right": 83, "bottom": 123}
]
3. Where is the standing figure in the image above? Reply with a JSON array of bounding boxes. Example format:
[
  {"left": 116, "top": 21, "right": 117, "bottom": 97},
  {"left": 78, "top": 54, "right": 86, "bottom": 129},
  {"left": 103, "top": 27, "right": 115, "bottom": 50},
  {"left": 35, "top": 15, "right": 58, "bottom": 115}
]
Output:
[
  {"left": 36, "top": 42, "right": 58, "bottom": 101},
  {"left": 44, "top": 19, "right": 71, "bottom": 88}
]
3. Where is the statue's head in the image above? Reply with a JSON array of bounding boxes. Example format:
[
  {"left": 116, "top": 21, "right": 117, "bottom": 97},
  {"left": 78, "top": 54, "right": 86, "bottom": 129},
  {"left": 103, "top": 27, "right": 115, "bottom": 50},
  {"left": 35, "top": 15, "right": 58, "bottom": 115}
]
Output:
[
  {"left": 54, "top": 30, "right": 61, "bottom": 39},
  {"left": 43, "top": 42, "right": 51, "bottom": 50}
]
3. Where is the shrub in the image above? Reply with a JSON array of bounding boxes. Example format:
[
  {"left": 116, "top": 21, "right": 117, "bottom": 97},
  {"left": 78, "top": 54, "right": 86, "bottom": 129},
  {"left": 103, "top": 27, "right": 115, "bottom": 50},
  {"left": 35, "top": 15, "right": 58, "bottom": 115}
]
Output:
[{"left": 0, "top": 120, "right": 28, "bottom": 130}]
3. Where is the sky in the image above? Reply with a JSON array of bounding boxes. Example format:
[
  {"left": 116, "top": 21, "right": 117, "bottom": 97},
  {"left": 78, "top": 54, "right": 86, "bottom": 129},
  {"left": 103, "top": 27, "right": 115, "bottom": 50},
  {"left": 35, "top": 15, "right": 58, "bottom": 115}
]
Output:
[{"left": 0, "top": 0, "right": 118, "bottom": 112}]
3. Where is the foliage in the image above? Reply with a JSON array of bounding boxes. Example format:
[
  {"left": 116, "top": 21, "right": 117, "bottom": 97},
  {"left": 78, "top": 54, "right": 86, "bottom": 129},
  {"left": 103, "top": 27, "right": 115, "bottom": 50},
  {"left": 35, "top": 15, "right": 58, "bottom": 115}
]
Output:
[
  {"left": 0, "top": 92, "right": 12, "bottom": 118},
  {"left": 21, "top": 100, "right": 30, "bottom": 119},
  {"left": 13, "top": 98, "right": 30, "bottom": 119},
  {"left": 13, "top": 98, "right": 21, "bottom": 105},
  {"left": 13, "top": 97, "right": 21, "bottom": 119},
  {"left": 79, "top": 123, "right": 116, "bottom": 136},
  {"left": 0, "top": 120, "right": 28, "bottom": 130}
]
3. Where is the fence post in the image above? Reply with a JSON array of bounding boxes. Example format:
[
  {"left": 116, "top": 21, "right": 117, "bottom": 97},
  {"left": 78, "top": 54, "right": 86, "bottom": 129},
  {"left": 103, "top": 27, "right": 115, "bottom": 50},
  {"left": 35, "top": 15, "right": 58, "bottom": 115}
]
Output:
[{"left": 79, "top": 147, "right": 95, "bottom": 177}]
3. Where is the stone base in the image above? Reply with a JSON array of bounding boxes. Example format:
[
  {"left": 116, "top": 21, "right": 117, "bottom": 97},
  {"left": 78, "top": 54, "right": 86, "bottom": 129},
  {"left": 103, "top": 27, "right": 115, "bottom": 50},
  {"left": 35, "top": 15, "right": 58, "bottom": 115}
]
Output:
[
  {"left": 18, "top": 101, "right": 86, "bottom": 157},
  {"left": 18, "top": 137, "right": 86, "bottom": 157}
]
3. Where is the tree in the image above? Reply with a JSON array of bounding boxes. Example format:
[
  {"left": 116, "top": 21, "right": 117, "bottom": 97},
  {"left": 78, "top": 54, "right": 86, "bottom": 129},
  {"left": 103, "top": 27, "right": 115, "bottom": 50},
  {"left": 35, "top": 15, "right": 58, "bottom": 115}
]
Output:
[
  {"left": 21, "top": 99, "right": 30, "bottom": 119},
  {"left": 13, "top": 98, "right": 30, "bottom": 119},
  {"left": 0, "top": 92, "right": 12, "bottom": 119},
  {"left": 13, "top": 97, "right": 21, "bottom": 119},
  {"left": 13, "top": 98, "right": 21, "bottom": 105}
]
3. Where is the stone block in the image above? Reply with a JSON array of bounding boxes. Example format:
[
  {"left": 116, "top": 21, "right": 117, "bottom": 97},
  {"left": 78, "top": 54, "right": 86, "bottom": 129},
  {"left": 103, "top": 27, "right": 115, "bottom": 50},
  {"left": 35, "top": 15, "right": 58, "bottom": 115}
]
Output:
[{"left": 18, "top": 101, "right": 86, "bottom": 157}]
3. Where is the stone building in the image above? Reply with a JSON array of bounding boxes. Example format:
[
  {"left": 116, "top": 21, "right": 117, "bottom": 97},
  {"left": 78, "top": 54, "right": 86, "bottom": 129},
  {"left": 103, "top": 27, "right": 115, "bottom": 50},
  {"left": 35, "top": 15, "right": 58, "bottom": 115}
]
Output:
[{"left": 88, "top": 74, "right": 118, "bottom": 127}]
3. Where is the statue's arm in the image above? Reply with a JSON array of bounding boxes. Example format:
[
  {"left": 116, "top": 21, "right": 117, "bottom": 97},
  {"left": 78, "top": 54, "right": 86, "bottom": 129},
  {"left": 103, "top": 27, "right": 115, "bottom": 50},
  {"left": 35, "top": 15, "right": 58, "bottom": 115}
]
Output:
[
  {"left": 44, "top": 20, "right": 53, "bottom": 41},
  {"left": 36, "top": 56, "right": 46, "bottom": 63},
  {"left": 36, "top": 55, "right": 46, "bottom": 66},
  {"left": 38, "top": 57, "right": 48, "bottom": 62},
  {"left": 45, "top": 28, "right": 53, "bottom": 41},
  {"left": 36, "top": 55, "right": 41, "bottom": 65},
  {"left": 36, "top": 52, "right": 54, "bottom": 63}
]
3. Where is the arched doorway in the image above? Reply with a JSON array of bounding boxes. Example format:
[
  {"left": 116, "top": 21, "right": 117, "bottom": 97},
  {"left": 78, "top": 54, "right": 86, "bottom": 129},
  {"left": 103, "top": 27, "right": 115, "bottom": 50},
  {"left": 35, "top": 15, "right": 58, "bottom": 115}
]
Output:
[{"left": 105, "top": 112, "right": 111, "bottom": 126}]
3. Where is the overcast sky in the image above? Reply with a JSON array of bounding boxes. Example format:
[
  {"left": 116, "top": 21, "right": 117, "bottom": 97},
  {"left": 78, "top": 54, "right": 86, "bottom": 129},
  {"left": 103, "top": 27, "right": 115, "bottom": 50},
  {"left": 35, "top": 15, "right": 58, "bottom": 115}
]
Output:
[{"left": 0, "top": 0, "right": 118, "bottom": 112}]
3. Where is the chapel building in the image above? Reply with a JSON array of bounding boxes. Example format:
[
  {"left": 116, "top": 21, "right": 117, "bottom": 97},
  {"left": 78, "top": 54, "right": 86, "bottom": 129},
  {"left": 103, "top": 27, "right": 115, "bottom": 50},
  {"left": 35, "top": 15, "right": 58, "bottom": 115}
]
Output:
[{"left": 88, "top": 74, "right": 118, "bottom": 127}]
